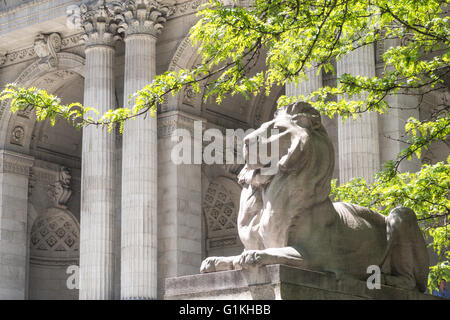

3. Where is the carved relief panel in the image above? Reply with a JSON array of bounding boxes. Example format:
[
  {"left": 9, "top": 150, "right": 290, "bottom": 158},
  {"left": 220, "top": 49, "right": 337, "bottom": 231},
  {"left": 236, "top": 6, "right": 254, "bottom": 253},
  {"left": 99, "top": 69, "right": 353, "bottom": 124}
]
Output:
[{"left": 203, "top": 176, "right": 243, "bottom": 256}]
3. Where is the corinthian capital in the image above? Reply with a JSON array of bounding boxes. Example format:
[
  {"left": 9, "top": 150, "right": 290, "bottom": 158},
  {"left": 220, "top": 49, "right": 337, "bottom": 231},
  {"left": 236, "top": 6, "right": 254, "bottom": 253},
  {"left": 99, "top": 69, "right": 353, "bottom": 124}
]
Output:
[
  {"left": 67, "top": 0, "right": 124, "bottom": 47},
  {"left": 117, "top": 0, "right": 175, "bottom": 37}
]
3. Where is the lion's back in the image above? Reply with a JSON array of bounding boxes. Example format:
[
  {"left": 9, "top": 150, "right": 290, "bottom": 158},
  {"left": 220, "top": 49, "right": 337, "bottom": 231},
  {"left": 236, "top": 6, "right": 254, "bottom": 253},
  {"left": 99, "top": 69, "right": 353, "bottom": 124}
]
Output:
[{"left": 333, "top": 202, "right": 387, "bottom": 231}]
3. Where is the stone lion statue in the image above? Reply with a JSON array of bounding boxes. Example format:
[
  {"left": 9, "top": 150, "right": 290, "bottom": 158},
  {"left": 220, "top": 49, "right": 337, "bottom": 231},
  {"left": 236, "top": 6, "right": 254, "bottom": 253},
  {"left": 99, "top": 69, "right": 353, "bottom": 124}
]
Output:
[{"left": 200, "top": 101, "right": 429, "bottom": 292}]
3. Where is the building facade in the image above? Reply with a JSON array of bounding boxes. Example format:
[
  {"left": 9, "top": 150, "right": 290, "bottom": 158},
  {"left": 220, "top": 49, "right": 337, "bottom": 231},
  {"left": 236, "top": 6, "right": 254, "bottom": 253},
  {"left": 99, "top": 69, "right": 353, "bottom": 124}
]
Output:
[{"left": 0, "top": 0, "right": 447, "bottom": 300}]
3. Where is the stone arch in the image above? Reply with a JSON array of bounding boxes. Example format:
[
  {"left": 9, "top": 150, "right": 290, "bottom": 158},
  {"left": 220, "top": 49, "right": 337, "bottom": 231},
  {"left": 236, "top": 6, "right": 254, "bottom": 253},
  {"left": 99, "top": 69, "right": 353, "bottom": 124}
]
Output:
[
  {"left": 0, "top": 52, "right": 85, "bottom": 151},
  {"left": 164, "top": 34, "right": 284, "bottom": 126},
  {"left": 202, "top": 176, "right": 243, "bottom": 257},
  {"left": 164, "top": 36, "right": 203, "bottom": 113}
]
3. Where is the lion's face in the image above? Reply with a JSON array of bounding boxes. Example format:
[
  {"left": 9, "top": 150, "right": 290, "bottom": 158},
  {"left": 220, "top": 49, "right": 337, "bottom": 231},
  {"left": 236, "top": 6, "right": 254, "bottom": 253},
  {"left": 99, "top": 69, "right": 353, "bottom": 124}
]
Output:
[{"left": 241, "top": 102, "right": 320, "bottom": 176}]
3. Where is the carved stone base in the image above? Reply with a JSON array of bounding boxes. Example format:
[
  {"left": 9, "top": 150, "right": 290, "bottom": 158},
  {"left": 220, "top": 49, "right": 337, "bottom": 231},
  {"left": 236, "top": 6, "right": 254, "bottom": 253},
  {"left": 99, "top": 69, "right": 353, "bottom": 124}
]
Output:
[{"left": 164, "top": 265, "right": 441, "bottom": 300}]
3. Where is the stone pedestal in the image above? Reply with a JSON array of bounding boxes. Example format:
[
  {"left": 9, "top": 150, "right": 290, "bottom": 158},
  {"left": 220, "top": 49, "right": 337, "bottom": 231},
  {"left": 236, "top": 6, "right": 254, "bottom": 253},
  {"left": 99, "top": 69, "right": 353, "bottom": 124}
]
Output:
[{"left": 164, "top": 265, "right": 440, "bottom": 300}]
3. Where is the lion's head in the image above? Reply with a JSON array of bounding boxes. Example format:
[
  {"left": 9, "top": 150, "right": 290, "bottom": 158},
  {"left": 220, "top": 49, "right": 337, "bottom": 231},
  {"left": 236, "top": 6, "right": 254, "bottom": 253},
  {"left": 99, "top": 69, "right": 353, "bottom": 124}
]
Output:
[{"left": 238, "top": 101, "right": 335, "bottom": 205}]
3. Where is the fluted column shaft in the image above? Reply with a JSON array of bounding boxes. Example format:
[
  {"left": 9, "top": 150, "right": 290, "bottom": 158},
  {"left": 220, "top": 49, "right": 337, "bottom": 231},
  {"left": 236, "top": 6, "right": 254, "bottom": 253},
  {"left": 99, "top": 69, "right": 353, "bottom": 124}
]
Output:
[
  {"left": 79, "top": 45, "right": 117, "bottom": 300},
  {"left": 121, "top": 33, "right": 157, "bottom": 299},
  {"left": 285, "top": 66, "right": 322, "bottom": 97},
  {"left": 337, "top": 45, "right": 380, "bottom": 183}
]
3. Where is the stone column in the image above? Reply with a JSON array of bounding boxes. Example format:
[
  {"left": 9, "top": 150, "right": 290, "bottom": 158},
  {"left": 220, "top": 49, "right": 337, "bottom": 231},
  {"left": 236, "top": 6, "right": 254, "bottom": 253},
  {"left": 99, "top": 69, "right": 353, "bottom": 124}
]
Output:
[
  {"left": 380, "top": 39, "right": 421, "bottom": 173},
  {"left": 118, "top": 2, "right": 173, "bottom": 299},
  {"left": 337, "top": 45, "right": 380, "bottom": 183},
  {"left": 74, "top": 1, "right": 122, "bottom": 300},
  {"left": 285, "top": 66, "right": 322, "bottom": 97},
  {"left": 0, "top": 150, "right": 33, "bottom": 299}
]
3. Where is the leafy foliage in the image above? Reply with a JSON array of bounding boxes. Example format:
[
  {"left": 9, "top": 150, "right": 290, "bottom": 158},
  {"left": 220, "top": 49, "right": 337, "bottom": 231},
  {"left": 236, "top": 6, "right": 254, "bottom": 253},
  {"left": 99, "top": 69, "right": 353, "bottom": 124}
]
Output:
[
  {"left": 331, "top": 157, "right": 450, "bottom": 292},
  {"left": 0, "top": 0, "right": 449, "bottom": 291}
]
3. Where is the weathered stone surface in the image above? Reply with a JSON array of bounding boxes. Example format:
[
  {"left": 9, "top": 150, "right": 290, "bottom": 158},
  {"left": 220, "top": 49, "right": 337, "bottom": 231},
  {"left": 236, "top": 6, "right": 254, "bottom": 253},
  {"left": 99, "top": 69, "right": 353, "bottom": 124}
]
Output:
[
  {"left": 200, "top": 102, "right": 429, "bottom": 294},
  {"left": 120, "top": 30, "right": 158, "bottom": 302},
  {"left": 165, "top": 265, "right": 441, "bottom": 300},
  {"left": 0, "top": 150, "right": 34, "bottom": 299},
  {"left": 76, "top": 1, "right": 121, "bottom": 299},
  {"left": 0, "top": 0, "right": 447, "bottom": 301}
]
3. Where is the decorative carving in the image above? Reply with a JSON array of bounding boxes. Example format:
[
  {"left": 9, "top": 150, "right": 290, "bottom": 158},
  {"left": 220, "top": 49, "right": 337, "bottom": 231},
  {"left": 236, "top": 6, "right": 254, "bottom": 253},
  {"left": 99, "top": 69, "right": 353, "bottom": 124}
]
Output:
[
  {"left": 66, "top": 5, "right": 81, "bottom": 30},
  {"left": 173, "top": 0, "right": 205, "bottom": 18},
  {"left": 33, "top": 70, "right": 77, "bottom": 89},
  {"left": 33, "top": 32, "right": 62, "bottom": 70},
  {"left": 203, "top": 177, "right": 242, "bottom": 252},
  {"left": 157, "top": 112, "right": 201, "bottom": 138},
  {"left": 200, "top": 102, "right": 430, "bottom": 294},
  {"left": 0, "top": 51, "right": 6, "bottom": 66},
  {"left": 17, "top": 109, "right": 31, "bottom": 119},
  {"left": 0, "top": 150, "right": 34, "bottom": 176},
  {"left": 67, "top": 0, "right": 124, "bottom": 47},
  {"left": 30, "top": 208, "right": 79, "bottom": 265},
  {"left": 61, "top": 33, "right": 83, "bottom": 47},
  {"left": 48, "top": 167, "right": 72, "bottom": 209},
  {"left": 167, "top": 36, "right": 192, "bottom": 72},
  {"left": 183, "top": 85, "right": 196, "bottom": 106},
  {"left": 204, "top": 181, "right": 237, "bottom": 235},
  {"left": 0, "top": 33, "right": 82, "bottom": 68},
  {"left": 5, "top": 47, "right": 35, "bottom": 65},
  {"left": 0, "top": 52, "right": 85, "bottom": 142},
  {"left": 28, "top": 167, "right": 35, "bottom": 196},
  {"left": 10, "top": 125, "right": 25, "bottom": 146},
  {"left": 116, "top": 0, "right": 175, "bottom": 36}
]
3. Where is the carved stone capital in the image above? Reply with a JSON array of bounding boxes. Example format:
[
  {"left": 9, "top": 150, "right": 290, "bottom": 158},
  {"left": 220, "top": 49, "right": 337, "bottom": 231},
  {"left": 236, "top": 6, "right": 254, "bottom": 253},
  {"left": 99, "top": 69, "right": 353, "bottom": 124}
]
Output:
[
  {"left": 33, "top": 33, "right": 62, "bottom": 71},
  {"left": 67, "top": 0, "right": 124, "bottom": 48},
  {"left": 117, "top": 0, "right": 175, "bottom": 37}
]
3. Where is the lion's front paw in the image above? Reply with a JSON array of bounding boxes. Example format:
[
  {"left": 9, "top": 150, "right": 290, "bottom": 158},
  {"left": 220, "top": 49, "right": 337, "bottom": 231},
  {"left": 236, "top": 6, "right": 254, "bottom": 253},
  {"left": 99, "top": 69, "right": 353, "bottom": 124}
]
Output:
[
  {"left": 238, "top": 250, "right": 267, "bottom": 268},
  {"left": 200, "top": 256, "right": 235, "bottom": 273},
  {"left": 200, "top": 257, "right": 217, "bottom": 273}
]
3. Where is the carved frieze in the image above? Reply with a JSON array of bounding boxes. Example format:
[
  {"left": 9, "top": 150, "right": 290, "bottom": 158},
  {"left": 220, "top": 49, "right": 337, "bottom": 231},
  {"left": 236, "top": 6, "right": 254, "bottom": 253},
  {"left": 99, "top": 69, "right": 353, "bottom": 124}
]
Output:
[
  {"left": 1, "top": 34, "right": 83, "bottom": 67},
  {"left": 0, "top": 150, "right": 34, "bottom": 176}
]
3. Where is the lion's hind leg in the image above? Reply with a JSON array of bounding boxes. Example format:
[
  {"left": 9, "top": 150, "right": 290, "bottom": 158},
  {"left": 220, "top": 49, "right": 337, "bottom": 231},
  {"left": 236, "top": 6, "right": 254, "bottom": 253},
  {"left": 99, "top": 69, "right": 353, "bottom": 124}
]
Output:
[{"left": 383, "top": 207, "right": 429, "bottom": 291}]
